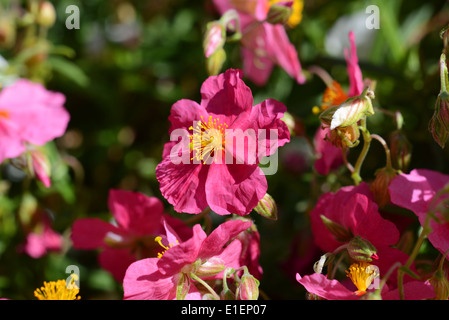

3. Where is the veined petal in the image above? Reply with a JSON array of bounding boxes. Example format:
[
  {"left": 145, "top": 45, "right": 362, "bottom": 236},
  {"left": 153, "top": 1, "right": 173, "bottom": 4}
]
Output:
[
  {"left": 205, "top": 163, "right": 267, "bottom": 216},
  {"left": 296, "top": 273, "right": 358, "bottom": 300}
]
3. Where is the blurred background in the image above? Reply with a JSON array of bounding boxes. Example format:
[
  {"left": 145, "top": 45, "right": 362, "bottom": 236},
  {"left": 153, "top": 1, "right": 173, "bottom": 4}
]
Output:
[{"left": 0, "top": 0, "right": 448, "bottom": 299}]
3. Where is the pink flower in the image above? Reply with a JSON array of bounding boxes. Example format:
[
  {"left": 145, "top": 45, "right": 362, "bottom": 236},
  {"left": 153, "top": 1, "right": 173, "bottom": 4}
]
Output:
[
  {"left": 0, "top": 79, "right": 69, "bottom": 163},
  {"left": 213, "top": 0, "right": 305, "bottom": 86},
  {"left": 22, "top": 218, "right": 63, "bottom": 259},
  {"left": 296, "top": 273, "right": 435, "bottom": 300},
  {"left": 156, "top": 69, "right": 290, "bottom": 216},
  {"left": 70, "top": 189, "right": 192, "bottom": 282},
  {"left": 389, "top": 169, "right": 449, "bottom": 257},
  {"left": 123, "top": 219, "right": 253, "bottom": 300}
]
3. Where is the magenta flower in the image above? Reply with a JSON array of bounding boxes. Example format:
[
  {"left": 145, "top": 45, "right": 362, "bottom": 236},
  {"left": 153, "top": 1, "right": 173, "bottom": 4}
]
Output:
[
  {"left": 0, "top": 79, "right": 69, "bottom": 163},
  {"left": 296, "top": 272, "right": 435, "bottom": 300},
  {"left": 212, "top": 0, "right": 306, "bottom": 86},
  {"left": 70, "top": 189, "right": 192, "bottom": 282},
  {"left": 313, "top": 126, "right": 344, "bottom": 175},
  {"left": 389, "top": 169, "right": 449, "bottom": 257},
  {"left": 22, "top": 217, "right": 63, "bottom": 259},
  {"left": 123, "top": 219, "right": 253, "bottom": 300},
  {"left": 156, "top": 69, "right": 290, "bottom": 216}
]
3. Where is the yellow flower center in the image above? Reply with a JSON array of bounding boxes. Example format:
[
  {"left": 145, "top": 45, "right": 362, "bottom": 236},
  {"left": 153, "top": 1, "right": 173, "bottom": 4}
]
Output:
[
  {"left": 269, "top": 0, "right": 304, "bottom": 28},
  {"left": 189, "top": 115, "right": 228, "bottom": 164},
  {"left": 346, "top": 262, "right": 379, "bottom": 296},
  {"left": 34, "top": 278, "right": 80, "bottom": 300},
  {"left": 154, "top": 236, "right": 179, "bottom": 258}
]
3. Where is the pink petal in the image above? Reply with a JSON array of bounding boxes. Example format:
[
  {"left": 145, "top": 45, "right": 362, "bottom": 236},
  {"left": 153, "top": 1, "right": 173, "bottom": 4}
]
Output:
[
  {"left": 70, "top": 218, "right": 120, "bottom": 249},
  {"left": 199, "top": 219, "right": 252, "bottom": 259},
  {"left": 98, "top": 248, "right": 136, "bottom": 283},
  {"left": 168, "top": 99, "right": 208, "bottom": 134},
  {"left": 157, "top": 224, "right": 207, "bottom": 276},
  {"left": 313, "top": 126, "right": 344, "bottom": 175},
  {"left": 123, "top": 258, "right": 174, "bottom": 300},
  {"left": 241, "top": 46, "right": 274, "bottom": 86},
  {"left": 296, "top": 273, "right": 358, "bottom": 300},
  {"left": 344, "top": 31, "right": 364, "bottom": 97},
  {"left": 200, "top": 69, "right": 254, "bottom": 125},
  {"left": 156, "top": 157, "right": 209, "bottom": 214},
  {"left": 0, "top": 121, "right": 26, "bottom": 162},
  {"left": 382, "top": 281, "right": 435, "bottom": 300},
  {"left": 205, "top": 163, "right": 267, "bottom": 216},
  {"left": 107, "top": 189, "right": 164, "bottom": 234}
]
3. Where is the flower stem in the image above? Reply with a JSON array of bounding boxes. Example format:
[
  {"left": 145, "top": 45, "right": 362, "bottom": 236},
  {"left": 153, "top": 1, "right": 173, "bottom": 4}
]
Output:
[
  {"left": 351, "top": 117, "right": 371, "bottom": 185},
  {"left": 189, "top": 273, "right": 220, "bottom": 300},
  {"left": 371, "top": 134, "right": 392, "bottom": 169}
]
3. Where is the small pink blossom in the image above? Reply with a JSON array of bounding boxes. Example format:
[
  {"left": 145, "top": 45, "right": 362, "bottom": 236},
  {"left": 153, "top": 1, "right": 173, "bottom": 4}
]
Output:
[
  {"left": 0, "top": 79, "right": 69, "bottom": 163},
  {"left": 389, "top": 169, "right": 449, "bottom": 258},
  {"left": 123, "top": 219, "right": 253, "bottom": 300},
  {"left": 156, "top": 69, "right": 290, "bottom": 216},
  {"left": 70, "top": 189, "right": 192, "bottom": 282},
  {"left": 22, "top": 219, "right": 63, "bottom": 259}
]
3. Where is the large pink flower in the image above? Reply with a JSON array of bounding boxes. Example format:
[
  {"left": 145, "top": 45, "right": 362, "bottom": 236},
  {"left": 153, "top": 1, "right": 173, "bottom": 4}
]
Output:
[
  {"left": 389, "top": 169, "right": 449, "bottom": 258},
  {"left": 156, "top": 69, "right": 290, "bottom": 215},
  {"left": 213, "top": 0, "right": 305, "bottom": 86},
  {"left": 70, "top": 189, "right": 192, "bottom": 282},
  {"left": 0, "top": 79, "right": 69, "bottom": 163},
  {"left": 123, "top": 219, "right": 253, "bottom": 300}
]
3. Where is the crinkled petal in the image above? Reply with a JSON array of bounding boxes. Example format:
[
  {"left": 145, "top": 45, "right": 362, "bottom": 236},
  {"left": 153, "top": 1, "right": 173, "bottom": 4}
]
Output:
[
  {"left": 108, "top": 189, "right": 164, "bottom": 234},
  {"left": 200, "top": 69, "right": 253, "bottom": 125},
  {"left": 168, "top": 99, "right": 208, "bottom": 134},
  {"left": 205, "top": 163, "right": 267, "bottom": 216},
  {"left": 156, "top": 157, "right": 209, "bottom": 214}
]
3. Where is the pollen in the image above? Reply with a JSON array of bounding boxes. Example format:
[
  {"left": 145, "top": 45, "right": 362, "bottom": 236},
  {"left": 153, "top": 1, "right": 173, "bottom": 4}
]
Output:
[
  {"left": 189, "top": 115, "right": 228, "bottom": 164},
  {"left": 321, "top": 81, "right": 348, "bottom": 112},
  {"left": 34, "top": 278, "right": 80, "bottom": 300},
  {"left": 155, "top": 236, "right": 179, "bottom": 258},
  {"left": 0, "top": 110, "right": 9, "bottom": 119},
  {"left": 346, "top": 262, "right": 379, "bottom": 296}
]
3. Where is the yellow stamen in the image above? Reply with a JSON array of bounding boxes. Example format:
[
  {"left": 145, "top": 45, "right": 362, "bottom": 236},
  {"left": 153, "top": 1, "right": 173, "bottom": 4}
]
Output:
[
  {"left": 189, "top": 115, "right": 228, "bottom": 164},
  {"left": 346, "top": 262, "right": 379, "bottom": 296},
  {"left": 154, "top": 236, "right": 179, "bottom": 258},
  {"left": 34, "top": 278, "right": 80, "bottom": 300},
  {"left": 269, "top": 0, "right": 303, "bottom": 28}
]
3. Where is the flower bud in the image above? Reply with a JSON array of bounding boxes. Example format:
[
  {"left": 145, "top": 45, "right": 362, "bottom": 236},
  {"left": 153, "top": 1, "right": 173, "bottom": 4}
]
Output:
[
  {"left": 176, "top": 273, "right": 191, "bottom": 300},
  {"left": 429, "top": 91, "right": 449, "bottom": 148},
  {"left": 37, "top": 1, "right": 57, "bottom": 28},
  {"left": 195, "top": 257, "right": 226, "bottom": 278},
  {"left": 253, "top": 193, "right": 278, "bottom": 220},
  {"left": 0, "top": 14, "right": 16, "bottom": 50},
  {"left": 203, "top": 22, "right": 226, "bottom": 58},
  {"left": 206, "top": 47, "right": 226, "bottom": 76},
  {"left": 266, "top": 2, "right": 293, "bottom": 25},
  {"left": 347, "top": 235, "right": 378, "bottom": 262},
  {"left": 430, "top": 263, "right": 449, "bottom": 300},
  {"left": 320, "top": 215, "right": 353, "bottom": 242},
  {"left": 328, "top": 123, "right": 360, "bottom": 148},
  {"left": 369, "top": 166, "right": 398, "bottom": 207},
  {"left": 29, "top": 148, "right": 51, "bottom": 188},
  {"left": 236, "top": 272, "right": 259, "bottom": 300},
  {"left": 389, "top": 130, "right": 412, "bottom": 172}
]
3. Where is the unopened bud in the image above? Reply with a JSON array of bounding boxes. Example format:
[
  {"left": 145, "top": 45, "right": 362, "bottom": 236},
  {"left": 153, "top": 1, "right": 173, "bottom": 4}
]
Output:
[
  {"left": 236, "top": 271, "right": 259, "bottom": 300},
  {"left": 320, "top": 215, "right": 353, "bottom": 242},
  {"left": 266, "top": 2, "right": 293, "bottom": 25},
  {"left": 29, "top": 148, "right": 51, "bottom": 188},
  {"left": 0, "top": 15, "right": 16, "bottom": 49},
  {"left": 195, "top": 257, "right": 226, "bottom": 278},
  {"left": 176, "top": 273, "right": 191, "bottom": 300},
  {"left": 370, "top": 166, "right": 398, "bottom": 207},
  {"left": 429, "top": 91, "right": 449, "bottom": 148},
  {"left": 430, "top": 262, "right": 449, "bottom": 300},
  {"left": 37, "top": 1, "right": 57, "bottom": 28},
  {"left": 203, "top": 22, "right": 226, "bottom": 58},
  {"left": 389, "top": 130, "right": 412, "bottom": 172},
  {"left": 253, "top": 193, "right": 278, "bottom": 220},
  {"left": 206, "top": 47, "right": 226, "bottom": 76},
  {"left": 347, "top": 235, "right": 378, "bottom": 262},
  {"left": 327, "top": 123, "right": 360, "bottom": 148}
]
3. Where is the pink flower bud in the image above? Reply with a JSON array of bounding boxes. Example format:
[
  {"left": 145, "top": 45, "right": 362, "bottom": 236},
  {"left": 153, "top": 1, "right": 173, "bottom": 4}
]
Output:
[
  {"left": 253, "top": 193, "right": 278, "bottom": 220},
  {"left": 236, "top": 272, "right": 259, "bottom": 300},
  {"left": 347, "top": 235, "right": 378, "bottom": 262},
  {"left": 203, "top": 22, "right": 225, "bottom": 58},
  {"left": 30, "top": 149, "right": 51, "bottom": 188},
  {"left": 195, "top": 257, "right": 226, "bottom": 278}
]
